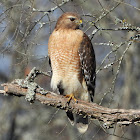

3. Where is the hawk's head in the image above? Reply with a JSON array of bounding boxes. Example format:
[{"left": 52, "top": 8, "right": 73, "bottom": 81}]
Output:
[{"left": 55, "top": 12, "right": 83, "bottom": 30}]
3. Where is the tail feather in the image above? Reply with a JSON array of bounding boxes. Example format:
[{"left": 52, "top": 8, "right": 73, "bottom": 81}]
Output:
[
  {"left": 66, "top": 111, "right": 74, "bottom": 126},
  {"left": 66, "top": 112, "right": 89, "bottom": 133},
  {"left": 75, "top": 114, "right": 88, "bottom": 133}
]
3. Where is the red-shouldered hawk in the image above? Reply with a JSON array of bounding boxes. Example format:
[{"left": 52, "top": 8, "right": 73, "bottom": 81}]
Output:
[{"left": 48, "top": 12, "right": 96, "bottom": 133}]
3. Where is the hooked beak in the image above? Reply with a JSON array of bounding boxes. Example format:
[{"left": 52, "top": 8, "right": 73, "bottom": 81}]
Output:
[{"left": 79, "top": 19, "right": 83, "bottom": 27}]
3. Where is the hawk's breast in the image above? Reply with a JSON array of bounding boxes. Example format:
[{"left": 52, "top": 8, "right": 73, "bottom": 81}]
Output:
[{"left": 48, "top": 29, "right": 86, "bottom": 97}]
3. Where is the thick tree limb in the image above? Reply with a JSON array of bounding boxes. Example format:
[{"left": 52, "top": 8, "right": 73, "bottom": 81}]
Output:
[{"left": 1, "top": 80, "right": 140, "bottom": 128}]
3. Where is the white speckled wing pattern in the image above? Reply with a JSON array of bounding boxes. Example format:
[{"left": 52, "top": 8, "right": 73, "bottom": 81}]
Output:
[{"left": 78, "top": 33, "right": 96, "bottom": 102}]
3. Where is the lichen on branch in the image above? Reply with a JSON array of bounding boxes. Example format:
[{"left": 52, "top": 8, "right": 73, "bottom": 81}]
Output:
[{"left": 1, "top": 79, "right": 140, "bottom": 129}]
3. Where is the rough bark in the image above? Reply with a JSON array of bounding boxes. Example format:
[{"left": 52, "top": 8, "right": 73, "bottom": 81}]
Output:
[{"left": 0, "top": 80, "right": 140, "bottom": 129}]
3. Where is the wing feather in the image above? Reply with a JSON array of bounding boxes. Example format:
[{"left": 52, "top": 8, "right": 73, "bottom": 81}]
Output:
[{"left": 79, "top": 33, "right": 96, "bottom": 102}]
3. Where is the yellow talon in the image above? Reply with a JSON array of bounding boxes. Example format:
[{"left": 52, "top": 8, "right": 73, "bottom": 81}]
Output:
[{"left": 65, "top": 93, "right": 77, "bottom": 102}]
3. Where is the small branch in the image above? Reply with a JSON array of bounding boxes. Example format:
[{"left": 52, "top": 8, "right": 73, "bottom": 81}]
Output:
[
  {"left": 1, "top": 80, "right": 140, "bottom": 128},
  {"left": 100, "top": 26, "right": 140, "bottom": 32},
  {"left": 32, "top": 0, "right": 70, "bottom": 13}
]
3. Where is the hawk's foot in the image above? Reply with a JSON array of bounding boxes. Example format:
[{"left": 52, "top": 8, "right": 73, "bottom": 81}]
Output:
[{"left": 65, "top": 93, "right": 77, "bottom": 103}]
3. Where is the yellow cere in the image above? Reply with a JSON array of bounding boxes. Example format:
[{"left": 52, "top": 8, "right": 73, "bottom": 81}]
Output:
[{"left": 79, "top": 20, "right": 82, "bottom": 24}]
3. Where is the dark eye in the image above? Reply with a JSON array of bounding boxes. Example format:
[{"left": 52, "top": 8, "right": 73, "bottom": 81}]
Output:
[{"left": 70, "top": 17, "right": 75, "bottom": 21}]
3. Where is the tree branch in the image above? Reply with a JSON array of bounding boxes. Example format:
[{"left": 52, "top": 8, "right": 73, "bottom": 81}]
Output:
[{"left": 1, "top": 80, "right": 140, "bottom": 129}]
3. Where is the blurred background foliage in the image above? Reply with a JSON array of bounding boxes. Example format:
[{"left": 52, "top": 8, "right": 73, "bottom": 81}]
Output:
[{"left": 0, "top": 0, "right": 140, "bottom": 140}]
